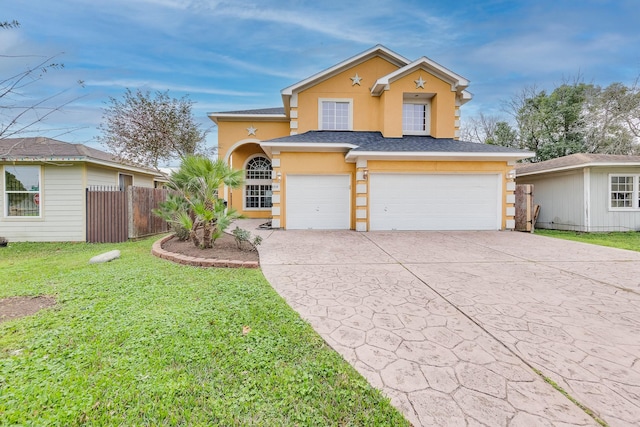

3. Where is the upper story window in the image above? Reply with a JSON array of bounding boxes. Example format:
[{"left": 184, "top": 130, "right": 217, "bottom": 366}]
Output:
[
  {"left": 319, "top": 99, "right": 353, "bottom": 130},
  {"left": 610, "top": 175, "right": 640, "bottom": 210},
  {"left": 403, "top": 100, "right": 431, "bottom": 135},
  {"left": 4, "top": 165, "right": 41, "bottom": 217},
  {"left": 244, "top": 155, "right": 272, "bottom": 210}
]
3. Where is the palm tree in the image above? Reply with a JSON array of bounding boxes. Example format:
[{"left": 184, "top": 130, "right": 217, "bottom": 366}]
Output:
[{"left": 168, "top": 155, "right": 243, "bottom": 248}]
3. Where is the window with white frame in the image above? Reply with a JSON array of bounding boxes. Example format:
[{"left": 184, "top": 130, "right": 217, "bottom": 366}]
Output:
[
  {"left": 4, "top": 165, "right": 41, "bottom": 217},
  {"left": 403, "top": 100, "right": 431, "bottom": 135},
  {"left": 244, "top": 156, "right": 272, "bottom": 209},
  {"left": 319, "top": 99, "right": 352, "bottom": 130},
  {"left": 119, "top": 173, "right": 133, "bottom": 191},
  {"left": 610, "top": 174, "right": 640, "bottom": 209}
]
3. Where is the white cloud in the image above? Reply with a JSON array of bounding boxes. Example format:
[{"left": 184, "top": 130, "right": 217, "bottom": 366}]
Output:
[{"left": 85, "top": 79, "right": 263, "bottom": 97}]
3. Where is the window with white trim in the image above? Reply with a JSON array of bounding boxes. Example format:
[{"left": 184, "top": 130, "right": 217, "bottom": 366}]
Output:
[
  {"left": 610, "top": 174, "right": 640, "bottom": 209},
  {"left": 119, "top": 173, "right": 133, "bottom": 191},
  {"left": 403, "top": 101, "right": 431, "bottom": 135},
  {"left": 4, "top": 165, "right": 41, "bottom": 217},
  {"left": 319, "top": 99, "right": 352, "bottom": 130},
  {"left": 244, "top": 156, "right": 272, "bottom": 210}
]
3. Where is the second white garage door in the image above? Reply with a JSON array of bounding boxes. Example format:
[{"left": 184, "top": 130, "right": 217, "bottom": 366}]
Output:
[
  {"left": 370, "top": 173, "right": 501, "bottom": 230},
  {"left": 286, "top": 175, "right": 351, "bottom": 229}
]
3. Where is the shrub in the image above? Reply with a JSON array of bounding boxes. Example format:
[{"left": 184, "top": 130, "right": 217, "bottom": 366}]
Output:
[
  {"left": 153, "top": 193, "right": 191, "bottom": 241},
  {"left": 232, "top": 227, "right": 262, "bottom": 251}
]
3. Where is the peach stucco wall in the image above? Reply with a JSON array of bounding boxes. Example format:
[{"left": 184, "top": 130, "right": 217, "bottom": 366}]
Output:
[
  {"left": 217, "top": 121, "right": 289, "bottom": 162},
  {"left": 294, "top": 56, "right": 458, "bottom": 138},
  {"left": 295, "top": 56, "right": 398, "bottom": 133}
]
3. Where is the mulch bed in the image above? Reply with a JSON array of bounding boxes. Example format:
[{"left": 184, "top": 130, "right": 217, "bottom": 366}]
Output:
[
  {"left": 161, "top": 232, "right": 259, "bottom": 263},
  {"left": 0, "top": 296, "right": 56, "bottom": 324}
]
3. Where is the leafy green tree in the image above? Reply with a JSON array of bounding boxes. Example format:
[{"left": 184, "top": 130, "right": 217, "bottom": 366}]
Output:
[
  {"left": 583, "top": 82, "right": 640, "bottom": 155},
  {"left": 163, "top": 155, "right": 243, "bottom": 249},
  {"left": 459, "top": 77, "right": 640, "bottom": 161},
  {"left": 486, "top": 121, "right": 519, "bottom": 147},
  {"left": 98, "top": 89, "right": 207, "bottom": 169},
  {"left": 515, "top": 83, "right": 590, "bottom": 161}
]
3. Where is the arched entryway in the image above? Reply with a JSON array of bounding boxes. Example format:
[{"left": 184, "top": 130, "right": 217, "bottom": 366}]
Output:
[{"left": 223, "top": 140, "right": 272, "bottom": 219}]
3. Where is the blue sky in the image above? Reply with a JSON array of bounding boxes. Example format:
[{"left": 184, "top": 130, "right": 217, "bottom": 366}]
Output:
[{"left": 2, "top": 0, "right": 639, "bottom": 159}]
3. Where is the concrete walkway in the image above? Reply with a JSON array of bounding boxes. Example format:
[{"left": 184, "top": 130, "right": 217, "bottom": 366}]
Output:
[{"left": 244, "top": 221, "right": 640, "bottom": 426}]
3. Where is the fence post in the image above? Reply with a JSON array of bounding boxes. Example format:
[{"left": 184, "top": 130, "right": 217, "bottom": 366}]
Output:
[
  {"left": 127, "top": 186, "right": 134, "bottom": 239},
  {"left": 515, "top": 184, "right": 534, "bottom": 232}
]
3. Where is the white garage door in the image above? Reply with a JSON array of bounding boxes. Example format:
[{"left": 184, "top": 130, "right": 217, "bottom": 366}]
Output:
[
  {"left": 370, "top": 174, "right": 500, "bottom": 230},
  {"left": 286, "top": 175, "right": 351, "bottom": 229}
]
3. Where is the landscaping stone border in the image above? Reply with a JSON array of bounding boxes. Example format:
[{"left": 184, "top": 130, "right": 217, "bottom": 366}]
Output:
[{"left": 151, "top": 235, "right": 259, "bottom": 269}]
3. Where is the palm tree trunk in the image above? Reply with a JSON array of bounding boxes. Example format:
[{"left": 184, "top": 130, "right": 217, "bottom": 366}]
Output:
[
  {"left": 201, "top": 199, "right": 215, "bottom": 248},
  {"left": 190, "top": 221, "right": 201, "bottom": 248}
]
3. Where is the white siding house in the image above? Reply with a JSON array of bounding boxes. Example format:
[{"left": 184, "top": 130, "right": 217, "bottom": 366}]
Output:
[
  {"left": 1, "top": 137, "right": 163, "bottom": 242},
  {"left": 516, "top": 153, "right": 640, "bottom": 232}
]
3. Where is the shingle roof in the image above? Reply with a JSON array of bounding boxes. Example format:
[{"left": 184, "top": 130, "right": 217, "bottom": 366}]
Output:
[
  {"left": 0, "top": 137, "right": 116, "bottom": 161},
  {"left": 211, "top": 107, "right": 285, "bottom": 115},
  {"left": 0, "top": 137, "right": 160, "bottom": 175},
  {"left": 266, "top": 131, "right": 530, "bottom": 154},
  {"left": 516, "top": 153, "right": 640, "bottom": 176}
]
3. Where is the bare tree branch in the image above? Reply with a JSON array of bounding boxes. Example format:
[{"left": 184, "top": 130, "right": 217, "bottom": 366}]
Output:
[{"left": 1, "top": 22, "right": 83, "bottom": 140}]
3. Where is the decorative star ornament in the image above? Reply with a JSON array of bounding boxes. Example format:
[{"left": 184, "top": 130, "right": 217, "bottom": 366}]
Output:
[
  {"left": 247, "top": 125, "right": 257, "bottom": 136},
  {"left": 350, "top": 73, "right": 362, "bottom": 86},
  {"left": 414, "top": 76, "right": 426, "bottom": 89}
]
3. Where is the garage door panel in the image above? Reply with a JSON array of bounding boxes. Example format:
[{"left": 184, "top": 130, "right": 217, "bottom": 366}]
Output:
[
  {"left": 370, "top": 174, "right": 500, "bottom": 231},
  {"left": 286, "top": 175, "right": 350, "bottom": 230}
]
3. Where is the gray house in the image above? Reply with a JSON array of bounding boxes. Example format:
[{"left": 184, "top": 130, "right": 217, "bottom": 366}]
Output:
[
  {"left": 1, "top": 137, "right": 164, "bottom": 242},
  {"left": 516, "top": 153, "right": 640, "bottom": 232}
]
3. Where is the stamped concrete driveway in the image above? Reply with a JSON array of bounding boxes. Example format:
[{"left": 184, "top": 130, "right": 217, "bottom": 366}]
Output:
[{"left": 253, "top": 225, "right": 640, "bottom": 426}]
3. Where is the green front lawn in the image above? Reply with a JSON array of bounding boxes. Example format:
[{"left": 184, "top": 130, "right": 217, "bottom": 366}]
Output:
[
  {"left": 0, "top": 238, "right": 408, "bottom": 426},
  {"left": 535, "top": 229, "right": 640, "bottom": 252}
]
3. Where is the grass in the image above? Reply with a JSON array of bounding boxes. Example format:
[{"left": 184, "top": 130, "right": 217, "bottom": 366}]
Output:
[
  {"left": 532, "top": 368, "right": 608, "bottom": 427},
  {"left": 0, "top": 238, "right": 409, "bottom": 426},
  {"left": 535, "top": 229, "right": 640, "bottom": 252}
]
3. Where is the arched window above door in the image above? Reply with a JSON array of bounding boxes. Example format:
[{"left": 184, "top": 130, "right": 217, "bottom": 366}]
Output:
[{"left": 245, "top": 156, "right": 272, "bottom": 180}]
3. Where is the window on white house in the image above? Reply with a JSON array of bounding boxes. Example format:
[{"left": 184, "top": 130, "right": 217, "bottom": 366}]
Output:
[
  {"left": 610, "top": 175, "right": 639, "bottom": 209},
  {"left": 319, "top": 100, "right": 352, "bottom": 130},
  {"left": 403, "top": 101, "right": 431, "bottom": 135},
  {"left": 245, "top": 156, "right": 272, "bottom": 209},
  {"left": 119, "top": 173, "right": 133, "bottom": 191},
  {"left": 4, "top": 165, "right": 41, "bottom": 217}
]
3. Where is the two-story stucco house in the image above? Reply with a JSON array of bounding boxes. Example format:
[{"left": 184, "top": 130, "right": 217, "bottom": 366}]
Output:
[{"left": 209, "top": 45, "right": 533, "bottom": 231}]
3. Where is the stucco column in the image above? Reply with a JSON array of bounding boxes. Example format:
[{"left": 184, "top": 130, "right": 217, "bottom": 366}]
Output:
[
  {"left": 355, "top": 158, "right": 368, "bottom": 232},
  {"left": 505, "top": 165, "right": 516, "bottom": 230},
  {"left": 270, "top": 151, "right": 282, "bottom": 228}
]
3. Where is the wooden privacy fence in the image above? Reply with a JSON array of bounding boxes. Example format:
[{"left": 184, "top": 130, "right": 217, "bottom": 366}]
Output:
[
  {"left": 86, "top": 186, "right": 171, "bottom": 243},
  {"left": 514, "top": 184, "right": 540, "bottom": 232},
  {"left": 128, "top": 186, "right": 171, "bottom": 239}
]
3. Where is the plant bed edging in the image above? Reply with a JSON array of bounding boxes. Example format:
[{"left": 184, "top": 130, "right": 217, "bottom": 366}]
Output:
[{"left": 151, "top": 235, "right": 259, "bottom": 269}]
